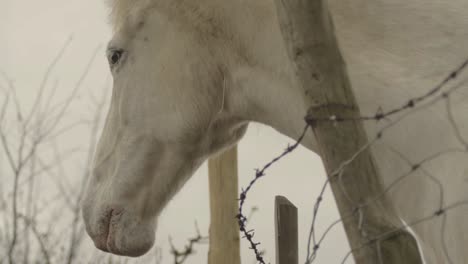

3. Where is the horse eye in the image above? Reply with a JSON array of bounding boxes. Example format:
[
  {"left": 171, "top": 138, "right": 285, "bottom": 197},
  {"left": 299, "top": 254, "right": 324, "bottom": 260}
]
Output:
[{"left": 108, "top": 49, "right": 124, "bottom": 66}]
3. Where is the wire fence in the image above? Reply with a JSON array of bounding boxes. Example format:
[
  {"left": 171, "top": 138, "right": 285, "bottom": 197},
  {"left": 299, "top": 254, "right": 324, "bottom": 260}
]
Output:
[{"left": 237, "top": 58, "right": 468, "bottom": 264}]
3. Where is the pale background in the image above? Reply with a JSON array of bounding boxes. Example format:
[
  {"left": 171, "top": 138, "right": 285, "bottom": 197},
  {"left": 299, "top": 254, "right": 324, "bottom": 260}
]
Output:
[{"left": 0, "top": 0, "right": 352, "bottom": 263}]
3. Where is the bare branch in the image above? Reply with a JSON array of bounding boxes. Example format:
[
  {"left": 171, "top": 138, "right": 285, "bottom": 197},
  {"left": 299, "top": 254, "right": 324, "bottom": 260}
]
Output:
[
  {"left": 169, "top": 222, "right": 208, "bottom": 264},
  {"left": 23, "top": 36, "right": 73, "bottom": 128},
  {"left": 18, "top": 214, "right": 52, "bottom": 264}
]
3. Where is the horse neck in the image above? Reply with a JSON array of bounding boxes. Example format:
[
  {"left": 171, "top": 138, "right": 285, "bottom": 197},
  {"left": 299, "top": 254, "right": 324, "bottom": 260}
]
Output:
[
  {"left": 227, "top": 63, "right": 318, "bottom": 152},
  {"left": 212, "top": 2, "right": 319, "bottom": 151}
]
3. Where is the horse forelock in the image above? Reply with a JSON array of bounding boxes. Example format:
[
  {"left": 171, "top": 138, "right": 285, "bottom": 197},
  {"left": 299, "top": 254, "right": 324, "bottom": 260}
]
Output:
[
  {"left": 107, "top": 0, "right": 153, "bottom": 31},
  {"left": 107, "top": 0, "right": 237, "bottom": 42}
]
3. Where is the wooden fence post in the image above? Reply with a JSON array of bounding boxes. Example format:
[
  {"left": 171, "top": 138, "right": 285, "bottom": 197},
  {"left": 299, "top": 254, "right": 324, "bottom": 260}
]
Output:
[
  {"left": 207, "top": 146, "right": 241, "bottom": 264},
  {"left": 273, "top": 1, "right": 423, "bottom": 263},
  {"left": 275, "top": 196, "right": 299, "bottom": 264}
]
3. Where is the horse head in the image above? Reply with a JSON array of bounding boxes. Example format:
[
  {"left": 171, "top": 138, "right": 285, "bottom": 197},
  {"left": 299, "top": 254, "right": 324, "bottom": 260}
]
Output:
[{"left": 81, "top": 5, "right": 256, "bottom": 256}]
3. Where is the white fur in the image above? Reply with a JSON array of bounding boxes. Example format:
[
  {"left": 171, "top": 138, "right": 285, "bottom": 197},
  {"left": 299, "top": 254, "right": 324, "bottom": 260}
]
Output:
[{"left": 82, "top": 0, "right": 468, "bottom": 262}]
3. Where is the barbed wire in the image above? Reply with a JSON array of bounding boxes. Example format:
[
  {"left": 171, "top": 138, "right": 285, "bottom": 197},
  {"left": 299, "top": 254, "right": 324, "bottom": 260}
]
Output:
[
  {"left": 304, "top": 58, "right": 468, "bottom": 264},
  {"left": 236, "top": 124, "right": 310, "bottom": 264},
  {"left": 304, "top": 59, "right": 468, "bottom": 125},
  {"left": 238, "top": 58, "right": 468, "bottom": 263}
]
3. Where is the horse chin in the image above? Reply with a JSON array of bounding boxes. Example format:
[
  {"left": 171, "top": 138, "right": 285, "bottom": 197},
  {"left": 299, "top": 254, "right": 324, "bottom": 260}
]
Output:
[{"left": 87, "top": 207, "right": 156, "bottom": 257}]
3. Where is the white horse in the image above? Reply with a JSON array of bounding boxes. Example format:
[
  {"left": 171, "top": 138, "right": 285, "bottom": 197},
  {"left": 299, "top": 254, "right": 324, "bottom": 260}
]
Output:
[{"left": 82, "top": 0, "right": 468, "bottom": 262}]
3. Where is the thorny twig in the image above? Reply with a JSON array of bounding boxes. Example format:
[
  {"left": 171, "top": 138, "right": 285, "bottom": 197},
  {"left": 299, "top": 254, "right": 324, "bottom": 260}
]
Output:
[
  {"left": 169, "top": 222, "right": 209, "bottom": 264},
  {"left": 0, "top": 42, "right": 105, "bottom": 263}
]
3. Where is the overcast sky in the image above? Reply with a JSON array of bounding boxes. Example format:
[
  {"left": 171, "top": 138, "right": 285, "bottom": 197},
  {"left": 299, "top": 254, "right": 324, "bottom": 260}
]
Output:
[{"left": 1, "top": 0, "right": 352, "bottom": 263}]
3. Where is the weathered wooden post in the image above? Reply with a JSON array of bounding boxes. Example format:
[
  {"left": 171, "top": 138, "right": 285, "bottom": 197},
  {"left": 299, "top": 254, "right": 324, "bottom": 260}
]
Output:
[
  {"left": 275, "top": 196, "right": 299, "bottom": 264},
  {"left": 207, "top": 146, "right": 241, "bottom": 264},
  {"left": 273, "top": 1, "right": 423, "bottom": 263}
]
